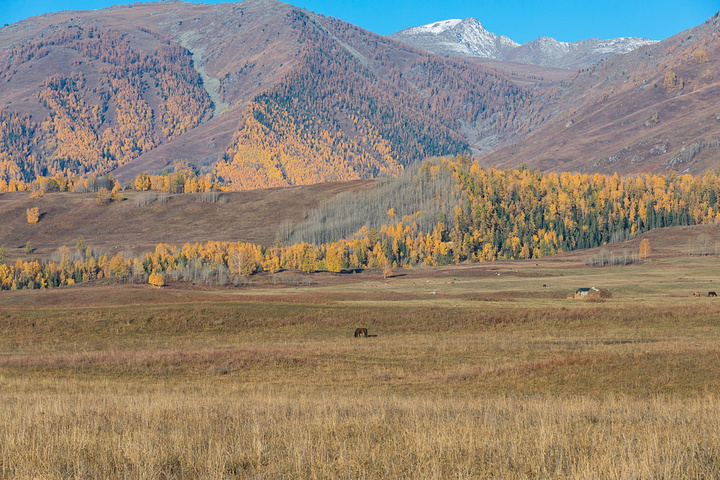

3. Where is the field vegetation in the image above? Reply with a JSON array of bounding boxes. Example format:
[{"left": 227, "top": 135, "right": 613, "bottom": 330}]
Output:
[{"left": 2, "top": 249, "right": 720, "bottom": 477}]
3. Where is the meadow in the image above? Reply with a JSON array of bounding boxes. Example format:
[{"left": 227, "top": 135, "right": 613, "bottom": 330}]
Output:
[{"left": 1, "top": 245, "right": 720, "bottom": 478}]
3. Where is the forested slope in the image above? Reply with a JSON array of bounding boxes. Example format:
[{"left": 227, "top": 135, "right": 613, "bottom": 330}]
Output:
[
  {"left": 0, "top": 25, "right": 211, "bottom": 181},
  {"left": 0, "top": 0, "right": 539, "bottom": 189}
]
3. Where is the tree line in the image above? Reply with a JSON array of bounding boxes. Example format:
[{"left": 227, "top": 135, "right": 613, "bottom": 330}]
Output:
[{"left": 5, "top": 158, "right": 720, "bottom": 290}]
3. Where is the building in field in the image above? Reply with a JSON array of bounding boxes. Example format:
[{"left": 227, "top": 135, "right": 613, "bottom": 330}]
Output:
[{"left": 575, "top": 286, "right": 600, "bottom": 299}]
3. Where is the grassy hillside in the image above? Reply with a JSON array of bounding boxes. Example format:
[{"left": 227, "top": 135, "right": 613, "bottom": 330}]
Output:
[
  {"left": 0, "top": 179, "right": 373, "bottom": 260},
  {"left": 487, "top": 12, "right": 720, "bottom": 175}
]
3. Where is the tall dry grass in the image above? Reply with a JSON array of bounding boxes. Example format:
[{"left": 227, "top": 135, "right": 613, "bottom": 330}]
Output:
[{"left": 1, "top": 379, "right": 719, "bottom": 478}]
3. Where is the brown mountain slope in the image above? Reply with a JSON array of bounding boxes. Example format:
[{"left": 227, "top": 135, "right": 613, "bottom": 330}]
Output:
[
  {"left": 0, "top": 0, "right": 539, "bottom": 189},
  {"left": 469, "top": 58, "right": 575, "bottom": 86},
  {"left": 484, "top": 12, "right": 720, "bottom": 175},
  {"left": 0, "top": 179, "right": 373, "bottom": 260}
]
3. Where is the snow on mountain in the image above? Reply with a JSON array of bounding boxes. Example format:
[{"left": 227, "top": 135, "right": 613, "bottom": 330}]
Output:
[
  {"left": 391, "top": 18, "right": 658, "bottom": 70},
  {"left": 594, "top": 37, "right": 658, "bottom": 54},
  {"left": 391, "top": 18, "right": 519, "bottom": 60},
  {"left": 404, "top": 19, "right": 463, "bottom": 35},
  {"left": 507, "top": 36, "right": 658, "bottom": 69}
]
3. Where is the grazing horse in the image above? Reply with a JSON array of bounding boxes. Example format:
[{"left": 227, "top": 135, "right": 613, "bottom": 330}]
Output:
[
  {"left": 709, "top": 291, "right": 718, "bottom": 297},
  {"left": 354, "top": 328, "right": 368, "bottom": 338},
  {"left": 694, "top": 292, "right": 701, "bottom": 297}
]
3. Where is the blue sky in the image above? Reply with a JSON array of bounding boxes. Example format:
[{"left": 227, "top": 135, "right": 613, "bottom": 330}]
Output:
[{"left": 1, "top": 0, "right": 717, "bottom": 43}]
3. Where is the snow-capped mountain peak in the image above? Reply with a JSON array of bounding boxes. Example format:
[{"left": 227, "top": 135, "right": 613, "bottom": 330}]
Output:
[
  {"left": 391, "top": 18, "right": 658, "bottom": 69},
  {"left": 391, "top": 17, "right": 519, "bottom": 60}
]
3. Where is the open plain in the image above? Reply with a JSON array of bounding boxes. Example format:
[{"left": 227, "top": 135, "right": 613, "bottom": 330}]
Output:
[{"left": 2, "top": 235, "right": 720, "bottom": 478}]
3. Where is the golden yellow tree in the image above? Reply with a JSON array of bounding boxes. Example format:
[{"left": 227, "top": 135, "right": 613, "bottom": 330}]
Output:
[
  {"left": 111, "top": 184, "right": 123, "bottom": 202},
  {"left": 639, "top": 238, "right": 651, "bottom": 259},
  {"left": 109, "top": 252, "right": 128, "bottom": 278},
  {"left": 97, "top": 188, "right": 111, "bottom": 206},
  {"left": 325, "top": 243, "right": 347, "bottom": 273},
  {"left": 663, "top": 71, "right": 677, "bottom": 91},
  {"left": 148, "top": 272, "right": 165, "bottom": 287},
  {"left": 26, "top": 207, "right": 39, "bottom": 224},
  {"left": 382, "top": 257, "right": 394, "bottom": 279}
]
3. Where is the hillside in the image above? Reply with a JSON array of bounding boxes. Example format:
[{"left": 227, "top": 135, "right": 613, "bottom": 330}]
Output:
[
  {"left": 0, "top": 179, "right": 373, "bottom": 260},
  {"left": 0, "top": 0, "right": 539, "bottom": 189},
  {"left": 1, "top": 1, "right": 719, "bottom": 190},
  {"left": 485, "top": 12, "right": 720, "bottom": 175}
]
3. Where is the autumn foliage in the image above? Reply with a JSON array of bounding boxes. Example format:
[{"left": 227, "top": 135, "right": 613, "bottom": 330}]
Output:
[
  {"left": 148, "top": 273, "right": 165, "bottom": 287},
  {"left": 7, "top": 160, "right": 720, "bottom": 290},
  {"left": 639, "top": 239, "right": 652, "bottom": 259},
  {"left": 0, "top": 26, "right": 212, "bottom": 183},
  {"left": 26, "top": 207, "right": 39, "bottom": 224},
  {"left": 213, "top": 10, "right": 538, "bottom": 190}
]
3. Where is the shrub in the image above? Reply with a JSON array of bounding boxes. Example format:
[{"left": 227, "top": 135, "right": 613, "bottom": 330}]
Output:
[{"left": 97, "top": 188, "right": 111, "bottom": 206}]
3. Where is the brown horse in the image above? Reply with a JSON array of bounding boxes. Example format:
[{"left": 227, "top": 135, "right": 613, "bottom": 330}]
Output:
[
  {"left": 354, "top": 328, "right": 368, "bottom": 338},
  {"left": 709, "top": 291, "right": 718, "bottom": 297}
]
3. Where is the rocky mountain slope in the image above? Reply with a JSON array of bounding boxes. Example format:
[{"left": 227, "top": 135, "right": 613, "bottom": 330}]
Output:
[
  {"left": 0, "top": 0, "right": 540, "bottom": 189},
  {"left": 392, "top": 18, "right": 657, "bottom": 69},
  {"left": 506, "top": 36, "right": 658, "bottom": 69}
]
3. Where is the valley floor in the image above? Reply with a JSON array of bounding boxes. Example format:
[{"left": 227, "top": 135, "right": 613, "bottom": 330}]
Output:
[{"left": 1, "top": 253, "right": 720, "bottom": 477}]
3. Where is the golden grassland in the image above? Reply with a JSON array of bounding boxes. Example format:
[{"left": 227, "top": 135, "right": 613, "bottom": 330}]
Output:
[{"left": 2, "top": 253, "right": 720, "bottom": 477}]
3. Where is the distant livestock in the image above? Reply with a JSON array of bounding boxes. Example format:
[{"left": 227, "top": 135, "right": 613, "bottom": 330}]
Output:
[
  {"left": 354, "top": 328, "right": 368, "bottom": 338},
  {"left": 709, "top": 292, "right": 718, "bottom": 297},
  {"left": 694, "top": 292, "right": 701, "bottom": 297}
]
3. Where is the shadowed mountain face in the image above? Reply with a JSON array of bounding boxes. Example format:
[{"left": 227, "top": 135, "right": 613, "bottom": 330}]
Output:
[
  {"left": 0, "top": 0, "right": 539, "bottom": 189},
  {"left": 391, "top": 18, "right": 657, "bottom": 70},
  {"left": 482, "top": 12, "right": 720, "bottom": 175}
]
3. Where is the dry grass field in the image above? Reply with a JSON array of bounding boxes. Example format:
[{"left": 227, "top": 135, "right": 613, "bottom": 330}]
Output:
[
  {"left": 0, "top": 180, "right": 373, "bottom": 260},
  {"left": 2, "top": 242, "right": 720, "bottom": 477}
]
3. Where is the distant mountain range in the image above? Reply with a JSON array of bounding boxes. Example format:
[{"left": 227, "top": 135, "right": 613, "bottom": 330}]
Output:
[
  {"left": 0, "top": 1, "right": 718, "bottom": 187},
  {"left": 391, "top": 18, "right": 658, "bottom": 69}
]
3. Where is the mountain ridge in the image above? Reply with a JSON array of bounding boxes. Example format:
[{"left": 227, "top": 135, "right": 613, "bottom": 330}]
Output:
[
  {"left": 391, "top": 18, "right": 658, "bottom": 69},
  {"left": 0, "top": 2, "right": 719, "bottom": 189}
]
